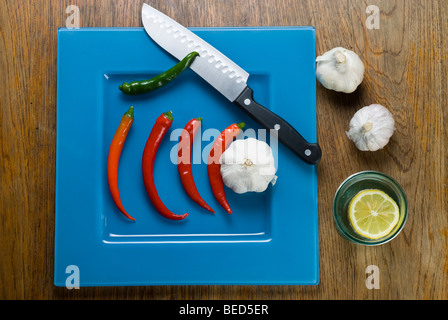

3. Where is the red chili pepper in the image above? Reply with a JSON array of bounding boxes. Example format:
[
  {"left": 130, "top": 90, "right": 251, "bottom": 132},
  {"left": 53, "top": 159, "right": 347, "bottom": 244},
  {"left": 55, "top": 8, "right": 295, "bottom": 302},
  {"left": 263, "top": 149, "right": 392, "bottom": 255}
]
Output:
[
  {"left": 178, "top": 118, "right": 215, "bottom": 214},
  {"left": 142, "top": 111, "right": 189, "bottom": 220},
  {"left": 207, "top": 122, "right": 245, "bottom": 214},
  {"left": 107, "top": 106, "right": 136, "bottom": 221}
]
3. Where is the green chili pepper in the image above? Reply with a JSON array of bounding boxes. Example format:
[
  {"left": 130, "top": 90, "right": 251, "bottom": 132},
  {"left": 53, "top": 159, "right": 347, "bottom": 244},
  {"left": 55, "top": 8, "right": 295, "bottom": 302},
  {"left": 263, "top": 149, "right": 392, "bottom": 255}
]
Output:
[{"left": 119, "top": 52, "right": 199, "bottom": 95}]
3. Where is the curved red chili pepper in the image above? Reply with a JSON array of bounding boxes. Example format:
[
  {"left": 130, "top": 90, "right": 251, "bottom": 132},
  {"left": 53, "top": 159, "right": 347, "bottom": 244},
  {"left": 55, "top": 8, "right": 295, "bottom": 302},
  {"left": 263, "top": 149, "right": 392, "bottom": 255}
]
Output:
[
  {"left": 107, "top": 106, "right": 136, "bottom": 221},
  {"left": 207, "top": 122, "right": 245, "bottom": 214},
  {"left": 178, "top": 118, "right": 215, "bottom": 214},
  {"left": 142, "top": 111, "right": 189, "bottom": 220}
]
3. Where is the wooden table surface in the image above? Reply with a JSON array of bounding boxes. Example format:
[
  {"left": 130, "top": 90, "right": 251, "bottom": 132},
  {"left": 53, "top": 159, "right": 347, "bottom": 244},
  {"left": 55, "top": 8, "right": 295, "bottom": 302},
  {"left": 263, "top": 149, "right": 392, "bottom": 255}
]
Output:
[{"left": 1, "top": 0, "right": 446, "bottom": 300}]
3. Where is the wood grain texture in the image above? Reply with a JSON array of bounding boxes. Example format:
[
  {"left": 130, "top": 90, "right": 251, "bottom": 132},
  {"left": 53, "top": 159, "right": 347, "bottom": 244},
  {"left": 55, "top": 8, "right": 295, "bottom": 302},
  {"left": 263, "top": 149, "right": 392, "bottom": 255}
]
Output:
[{"left": 0, "top": 0, "right": 446, "bottom": 300}]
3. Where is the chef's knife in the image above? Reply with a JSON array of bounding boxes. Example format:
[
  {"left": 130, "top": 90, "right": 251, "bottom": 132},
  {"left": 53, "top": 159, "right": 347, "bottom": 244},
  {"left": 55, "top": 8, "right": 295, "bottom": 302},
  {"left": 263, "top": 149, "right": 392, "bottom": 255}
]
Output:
[{"left": 142, "top": 3, "right": 321, "bottom": 165}]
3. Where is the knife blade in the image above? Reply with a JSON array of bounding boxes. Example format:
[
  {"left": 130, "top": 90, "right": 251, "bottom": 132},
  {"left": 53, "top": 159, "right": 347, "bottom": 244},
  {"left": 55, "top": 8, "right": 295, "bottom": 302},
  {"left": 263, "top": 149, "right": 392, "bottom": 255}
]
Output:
[{"left": 142, "top": 3, "right": 321, "bottom": 165}]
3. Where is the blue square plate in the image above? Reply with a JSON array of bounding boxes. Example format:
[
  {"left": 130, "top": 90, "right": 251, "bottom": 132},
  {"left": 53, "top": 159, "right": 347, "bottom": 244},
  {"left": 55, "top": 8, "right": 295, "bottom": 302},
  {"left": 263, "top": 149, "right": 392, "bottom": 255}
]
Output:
[{"left": 55, "top": 27, "right": 318, "bottom": 286}]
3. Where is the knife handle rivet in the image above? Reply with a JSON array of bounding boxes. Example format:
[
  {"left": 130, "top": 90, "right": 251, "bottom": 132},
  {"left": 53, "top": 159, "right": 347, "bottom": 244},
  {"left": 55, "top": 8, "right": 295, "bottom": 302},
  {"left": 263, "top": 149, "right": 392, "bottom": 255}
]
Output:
[
  {"left": 244, "top": 99, "right": 251, "bottom": 106},
  {"left": 274, "top": 124, "right": 281, "bottom": 130},
  {"left": 305, "top": 149, "right": 312, "bottom": 156}
]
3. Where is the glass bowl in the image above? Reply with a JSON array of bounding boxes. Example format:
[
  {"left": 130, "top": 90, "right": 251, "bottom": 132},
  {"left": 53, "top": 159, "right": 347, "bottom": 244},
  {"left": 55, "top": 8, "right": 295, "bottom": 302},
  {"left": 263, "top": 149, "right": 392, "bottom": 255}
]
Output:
[{"left": 333, "top": 171, "right": 408, "bottom": 246}]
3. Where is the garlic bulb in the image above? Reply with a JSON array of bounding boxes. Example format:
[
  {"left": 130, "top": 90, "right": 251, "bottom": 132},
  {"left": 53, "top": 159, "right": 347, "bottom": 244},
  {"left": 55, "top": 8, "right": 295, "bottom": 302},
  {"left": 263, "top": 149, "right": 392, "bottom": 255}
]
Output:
[
  {"left": 346, "top": 104, "right": 396, "bottom": 151},
  {"left": 316, "top": 47, "right": 365, "bottom": 93},
  {"left": 220, "top": 138, "right": 277, "bottom": 194}
]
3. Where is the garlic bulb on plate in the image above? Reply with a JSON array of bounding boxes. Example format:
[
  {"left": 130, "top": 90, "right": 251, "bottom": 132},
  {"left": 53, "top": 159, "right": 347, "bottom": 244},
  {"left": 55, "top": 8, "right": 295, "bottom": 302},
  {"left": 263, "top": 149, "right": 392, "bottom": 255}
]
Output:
[
  {"left": 346, "top": 104, "right": 396, "bottom": 151},
  {"left": 316, "top": 47, "right": 365, "bottom": 93},
  {"left": 220, "top": 138, "right": 277, "bottom": 194}
]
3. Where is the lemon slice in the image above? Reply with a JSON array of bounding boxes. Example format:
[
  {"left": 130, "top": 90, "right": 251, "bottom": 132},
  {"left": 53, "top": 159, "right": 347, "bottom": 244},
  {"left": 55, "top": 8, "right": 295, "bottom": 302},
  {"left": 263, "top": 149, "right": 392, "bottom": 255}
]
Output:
[{"left": 349, "top": 189, "right": 400, "bottom": 239}]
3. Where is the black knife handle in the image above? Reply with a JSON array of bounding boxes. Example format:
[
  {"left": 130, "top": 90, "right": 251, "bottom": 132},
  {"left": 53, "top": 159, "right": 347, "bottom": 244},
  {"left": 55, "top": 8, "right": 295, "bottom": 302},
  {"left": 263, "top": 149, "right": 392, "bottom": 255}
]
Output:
[{"left": 234, "top": 86, "right": 321, "bottom": 165}]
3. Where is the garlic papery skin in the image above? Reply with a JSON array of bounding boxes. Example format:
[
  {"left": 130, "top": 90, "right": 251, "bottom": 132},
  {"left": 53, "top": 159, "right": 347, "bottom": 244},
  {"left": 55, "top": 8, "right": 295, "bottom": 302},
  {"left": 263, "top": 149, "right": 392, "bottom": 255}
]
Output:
[
  {"left": 346, "top": 104, "right": 396, "bottom": 151},
  {"left": 220, "top": 138, "right": 277, "bottom": 194},
  {"left": 316, "top": 47, "right": 365, "bottom": 93}
]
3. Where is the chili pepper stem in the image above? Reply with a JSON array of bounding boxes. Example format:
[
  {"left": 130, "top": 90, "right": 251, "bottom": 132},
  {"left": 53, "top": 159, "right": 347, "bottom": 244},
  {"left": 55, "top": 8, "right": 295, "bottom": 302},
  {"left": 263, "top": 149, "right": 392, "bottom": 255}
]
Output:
[
  {"left": 124, "top": 106, "right": 134, "bottom": 117},
  {"left": 163, "top": 111, "right": 173, "bottom": 121},
  {"left": 237, "top": 122, "right": 246, "bottom": 129}
]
